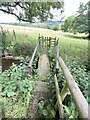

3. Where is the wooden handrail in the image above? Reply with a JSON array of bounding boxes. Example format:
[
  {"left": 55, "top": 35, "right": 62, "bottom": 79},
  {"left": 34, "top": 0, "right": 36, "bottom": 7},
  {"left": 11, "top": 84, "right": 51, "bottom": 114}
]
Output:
[
  {"left": 54, "top": 74, "right": 64, "bottom": 118},
  {"left": 55, "top": 83, "right": 68, "bottom": 110},
  {"left": 28, "top": 40, "right": 40, "bottom": 74},
  {"left": 58, "top": 57, "right": 89, "bottom": 119},
  {"left": 56, "top": 42, "right": 59, "bottom": 70}
]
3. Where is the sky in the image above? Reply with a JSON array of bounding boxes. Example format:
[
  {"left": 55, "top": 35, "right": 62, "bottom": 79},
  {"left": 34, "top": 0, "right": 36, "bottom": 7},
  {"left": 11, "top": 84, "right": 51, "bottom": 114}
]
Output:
[{"left": 0, "top": 0, "right": 89, "bottom": 23}]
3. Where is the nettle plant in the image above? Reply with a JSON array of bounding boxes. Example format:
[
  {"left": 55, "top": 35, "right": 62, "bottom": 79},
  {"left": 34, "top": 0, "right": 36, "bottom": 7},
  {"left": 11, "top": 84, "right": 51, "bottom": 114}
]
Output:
[
  {"left": 1, "top": 61, "right": 35, "bottom": 115},
  {"left": 38, "top": 49, "right": 88, "bottom": 119}
]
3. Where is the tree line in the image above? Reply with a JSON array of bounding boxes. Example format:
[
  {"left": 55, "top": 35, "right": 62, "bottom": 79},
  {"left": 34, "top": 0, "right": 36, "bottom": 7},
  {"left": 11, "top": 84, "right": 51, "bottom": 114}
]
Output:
[{"left": 61, "top": 1, "right": 90, "bottom": 39}]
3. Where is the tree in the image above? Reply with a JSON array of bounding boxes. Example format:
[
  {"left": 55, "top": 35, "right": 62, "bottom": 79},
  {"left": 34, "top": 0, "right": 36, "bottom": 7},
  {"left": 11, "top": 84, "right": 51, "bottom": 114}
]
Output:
[
  {"left": 61, "top": 1, "right": 90, "bottom": 38},
  {"left": 0, "top": 1, "right": 64, "bottom": 22},
  {"left": 73, "top": 2, "right": 90, "bottom": 38},
  {"left": 61, "top": 15, "right": 76, "bottom": 32}
]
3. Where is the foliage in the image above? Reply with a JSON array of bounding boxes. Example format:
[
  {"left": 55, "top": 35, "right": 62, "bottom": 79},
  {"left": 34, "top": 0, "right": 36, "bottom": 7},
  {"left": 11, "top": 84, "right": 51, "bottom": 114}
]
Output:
[
  {"left": 73, "top": 2, "right": 89, "bottom": 35},
  {"left": 53, "top": 25, "right": 60, "bottom": 31},
  {"left": 38, "top": 99, "right": 55, "bottom": 118},
  {"left": 61, "top": 1, "right": 90, "bottom": 37},
  {"left": 63, "top": 104, "right": 78, "bottom": 119},
  {"left": 0, "top": 27, "right": 36, "bottom": 57},
  {"left": 1, "top": 61, "right": 35, "bottom": 118},
  {"left": 44, "top": 48, "right": 88, "bottom": 119},
  {"left": 0, "top": 27, "right": 12, "bottom": 54},
  {"left": 0, "top": 25, "right": 88, "bottom": 118},
  {"left": 61, "top": 15, "right": 76, "bottom": 32},
  {"left": 13, "top": 42, "right": 35, "bottom": 56},
  {"left": 57, "top": 60, "right": 88, "bottom": 119},
  {"left": 67, "top": 61, "right": 88, "bottom": 100},
  {"left": 0, "top": 2, "right": 64, "bottom": 22}
]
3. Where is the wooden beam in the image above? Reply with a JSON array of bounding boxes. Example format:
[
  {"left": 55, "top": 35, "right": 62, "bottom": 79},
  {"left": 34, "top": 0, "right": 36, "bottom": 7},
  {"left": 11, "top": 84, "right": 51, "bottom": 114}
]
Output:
[
  {"left": 54, "top": 74, "right": 64, "bottom": 118},
  {"left": 56, "top": 42, "right": 59, "bottom": 70},
  {"left": 58, "top": 57, "right": 89, "bottom": 119},
  {"left": 55, "top": 83, "right": 68, "bottom": 109},
  {"left": 28, "top": 40, "right": 40, "bottom": 74}
]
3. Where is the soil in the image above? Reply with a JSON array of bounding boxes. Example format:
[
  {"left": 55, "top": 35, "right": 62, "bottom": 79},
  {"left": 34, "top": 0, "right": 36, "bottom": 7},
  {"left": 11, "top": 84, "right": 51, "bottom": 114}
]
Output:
[
  {"left": 2, "top": 57, "right": 20, "bottom": 72},
  {"left": 27, "top": 81, "right": 50, "bottom": 119},
  {"left": 27, "top": 54, "right": 50, "bottom": 119}
]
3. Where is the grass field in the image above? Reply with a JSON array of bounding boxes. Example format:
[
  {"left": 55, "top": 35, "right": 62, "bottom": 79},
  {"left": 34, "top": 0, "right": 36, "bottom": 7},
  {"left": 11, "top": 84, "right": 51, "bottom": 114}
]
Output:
[{"left": 1, "top": 24, "right": 88, "bottom": 64}]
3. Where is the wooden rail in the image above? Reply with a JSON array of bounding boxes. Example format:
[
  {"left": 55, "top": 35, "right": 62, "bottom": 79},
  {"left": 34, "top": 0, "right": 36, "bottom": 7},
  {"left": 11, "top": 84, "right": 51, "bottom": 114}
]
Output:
[
  {"left": 28, "top": 40, "right": 40, "bottom": 74},
  {"left": 54, "top": 42, "right": 89, "bottom": 119},
  {"left": 58, "top": 57, "right": 89, "bottom": 119},
  {"left": 54, "top": 74, "right": 64, "bottom": 118}
]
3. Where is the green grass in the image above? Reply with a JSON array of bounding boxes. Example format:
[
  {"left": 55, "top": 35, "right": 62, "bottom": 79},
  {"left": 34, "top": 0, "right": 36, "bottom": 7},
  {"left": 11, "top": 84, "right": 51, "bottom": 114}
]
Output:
[
  {"left": 15, "top": 31, "right": 88, "bottom": 66},
  {"left": 2, "top": 24, "right": 88, "bottom": 64},
  {"left": 59, "top": 34, "right": 88, "bottom": 63}
]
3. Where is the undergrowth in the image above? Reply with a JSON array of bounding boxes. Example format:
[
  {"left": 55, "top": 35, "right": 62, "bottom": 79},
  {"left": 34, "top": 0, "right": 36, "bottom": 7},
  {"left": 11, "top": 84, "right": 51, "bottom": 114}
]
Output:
[
  {"left": 37, "top": 49, "right": 88, "bottom": 119},
  {"left": 1, "top": 59, "right": 36, "bottom": 118}
]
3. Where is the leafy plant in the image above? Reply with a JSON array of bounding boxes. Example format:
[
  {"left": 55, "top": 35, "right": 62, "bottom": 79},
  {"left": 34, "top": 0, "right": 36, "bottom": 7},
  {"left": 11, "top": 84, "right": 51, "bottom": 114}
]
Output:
[
  {"left": 38, "top": 100, "right": 55, "bottom": 118},
  {"left": 1, "top": 61, "right": 35, "bottom": 118},
  {"left": 13, "top": 42, "right": 35, "bottom": 56},
  {"left": 0, "top": 28, "right": 12, "bottom": 54},
  {"left": 63, "top": 104, "right": 78, "bottom": 119}
]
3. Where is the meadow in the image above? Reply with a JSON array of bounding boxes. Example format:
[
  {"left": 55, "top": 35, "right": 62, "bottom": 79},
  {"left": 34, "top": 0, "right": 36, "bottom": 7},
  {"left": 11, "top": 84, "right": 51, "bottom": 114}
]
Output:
[
  {"left": 1, "top": 24, "right": 88, "bottom": 64},
  {"left": 0, "top": 24, "right": 89, "bottom": 119}
]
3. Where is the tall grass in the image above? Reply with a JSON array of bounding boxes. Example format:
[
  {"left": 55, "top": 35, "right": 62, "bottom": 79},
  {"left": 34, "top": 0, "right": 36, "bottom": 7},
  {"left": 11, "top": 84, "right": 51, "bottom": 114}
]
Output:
[{"left": 1, "top": 24, "right": 88, "bottom": 64}]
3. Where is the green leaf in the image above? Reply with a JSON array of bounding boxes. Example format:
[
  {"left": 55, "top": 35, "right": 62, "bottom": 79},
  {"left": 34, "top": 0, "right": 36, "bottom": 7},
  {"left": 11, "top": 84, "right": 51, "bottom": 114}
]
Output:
[
  {"left": 42, "top": 109, "right": 48, "bottom": 116},
  {"left": 63, "top": 105, "right": 71, "bottom": 115},
  {"left": 72, "top": 109, "right": 78, "bottom": 118},
  {"left": 20, "top": 86, "right": 25, "bottom": 92},
  {"left": 7, "top": 91, "right": 15, "bottom": 97},
  {"left": 38, "top": 100, "right": 44, "bottom": 110},
  {"left": 69, "top": 115, "right": 74, "bottom": 118},
  {"left": 50, "top": 110, "right": 55, "bottom": 117}
]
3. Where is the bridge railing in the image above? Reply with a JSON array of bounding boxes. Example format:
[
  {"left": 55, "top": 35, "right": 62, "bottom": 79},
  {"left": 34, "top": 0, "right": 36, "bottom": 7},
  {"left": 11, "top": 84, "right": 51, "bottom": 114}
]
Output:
[
  {"left": 28, "top": 39, "right": 40, "bottom": 74},
  {"left": 28, "top": 35, "right": 59, "bottom": 74},
  {"left": 38, "top": 34, "right": 59, "bottom": 49},
  {"left": 54, "top": 44, "right": 89, "bottom": 119}
]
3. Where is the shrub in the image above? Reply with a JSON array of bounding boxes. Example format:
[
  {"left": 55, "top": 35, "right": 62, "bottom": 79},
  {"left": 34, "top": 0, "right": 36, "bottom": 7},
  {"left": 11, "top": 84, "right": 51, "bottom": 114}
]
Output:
[
  {"left": 53, "top": 25, "right": 60, "bottom": 31},
  {"left": 0, "top": 28, "right": 12, "bottom": 55},
  {"left": 13, "top": 42, "right": 35, "bottom": 56}
]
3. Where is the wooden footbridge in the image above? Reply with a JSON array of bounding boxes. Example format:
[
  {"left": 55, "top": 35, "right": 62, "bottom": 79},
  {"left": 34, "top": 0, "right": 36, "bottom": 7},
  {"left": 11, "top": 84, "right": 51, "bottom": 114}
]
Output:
[{"left": 28, "top": 34, "right": 90, "bottom": 119}]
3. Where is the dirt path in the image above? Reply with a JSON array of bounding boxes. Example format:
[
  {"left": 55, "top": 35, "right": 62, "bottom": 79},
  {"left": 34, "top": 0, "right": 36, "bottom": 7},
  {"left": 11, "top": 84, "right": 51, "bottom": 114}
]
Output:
[
  {"left": 27, "top": 81, "right": 49, "bottom": 119},
  {"left": 38, "top": 54, "right": 50, "bottom": 80},
  {"left": 27, "top": 54, "right": 50, "bottom": 119}
]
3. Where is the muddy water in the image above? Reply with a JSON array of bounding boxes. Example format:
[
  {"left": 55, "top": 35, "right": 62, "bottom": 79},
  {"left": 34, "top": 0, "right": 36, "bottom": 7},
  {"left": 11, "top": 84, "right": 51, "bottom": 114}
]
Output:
[{"left": 2, "top": 57, "right": 20, "bottom": 72}]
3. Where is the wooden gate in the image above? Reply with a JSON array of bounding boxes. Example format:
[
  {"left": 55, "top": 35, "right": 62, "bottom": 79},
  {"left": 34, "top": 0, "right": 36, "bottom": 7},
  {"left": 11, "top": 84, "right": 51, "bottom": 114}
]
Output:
[{"left": 38, "top": 34, "right": 59, "bottom": 49}]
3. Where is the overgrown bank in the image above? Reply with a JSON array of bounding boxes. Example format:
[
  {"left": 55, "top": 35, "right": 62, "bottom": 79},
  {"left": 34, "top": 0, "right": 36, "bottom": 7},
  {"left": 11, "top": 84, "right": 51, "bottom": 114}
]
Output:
[{"left": 0, "top": 26, "right": 89, "bottom": 119}]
